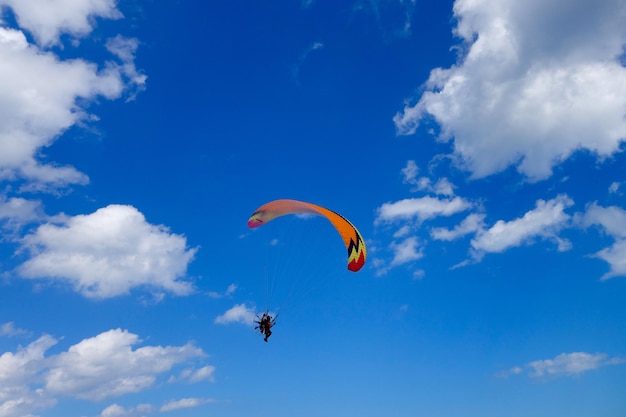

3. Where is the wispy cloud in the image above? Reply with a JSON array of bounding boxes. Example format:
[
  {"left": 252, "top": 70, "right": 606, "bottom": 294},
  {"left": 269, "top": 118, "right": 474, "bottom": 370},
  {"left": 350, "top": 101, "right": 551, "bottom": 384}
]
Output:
[
  {"left": 353, "top": 0, "right": 417, "bottom": 38},
  {"left": 291, "top": 41, "right": 324, "bottom": 82},
  {"left": 98, "top": 403, "right": 154, "bottom": 417},
  {"left": 402, "top": 160, "right": 455, "bottom": 196},
  {"left": 431, "top": 213, "right": 485, "bottom": 241},
  {"left": 499, "top": 352, "right": 626, "bottom": 379},
  {"left": 207, "top": 283, "right": 237, "bottom": 299},
  {"left": 0, "top": 321, "right": 31, "bottom": 337},
  {"left": 160, "top": 397, "right": 216, "bottom": 412},
  {"left": 169, "top": 365, "right": 216, "bottom": 384},
  {"left": 98, "top": 398, "right": 216, "bottom": 417}
]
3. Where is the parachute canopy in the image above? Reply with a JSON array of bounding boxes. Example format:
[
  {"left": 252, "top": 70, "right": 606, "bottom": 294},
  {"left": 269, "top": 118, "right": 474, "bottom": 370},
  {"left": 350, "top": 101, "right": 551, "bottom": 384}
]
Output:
[{"left": 247, "top": 199, "right": 367, "bottom": 272}]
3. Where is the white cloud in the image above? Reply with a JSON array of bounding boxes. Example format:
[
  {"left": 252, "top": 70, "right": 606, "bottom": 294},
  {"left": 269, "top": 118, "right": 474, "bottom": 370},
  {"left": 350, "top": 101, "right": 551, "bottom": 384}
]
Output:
[
  {"left": 373, "top": 236, "right": 424, "bottom": 276},
  {"left": 392, "top": 225, "right": 412, "bottom": 239},
  {"left": 186, "top": 365, "right": 216, "bottom": 383},
  {"left": 471, "top": 195, "right": 573, "bottom": 255},
  {"left": 527, "top": 352, "right": 626, "bottom": 378},
  {"left": 214, "top": 304, "right": 256, "bottom": 325},
  {"left": 292, "top": 41, "right": 324, "bottom": 82},
  {"left": 401, "top": 160, "right": 455, "bottom": 196},
  {"left": 592, "top": 240, "right": 626, "bottom": 280},
  {"left": 390, "top": 236, "right": 423, "bottom": 267},
  {"left": 207, "top": 283, "right": 237, "bottom": 299},
  {"left": 0, "top": 0, "right": 122, "bottom": 46},
  {"left": 17, "top": 204, "right": 198, "bottom": 299},
  {"left": 98, "top": 398, "right": 213, "bottom": 417},
  {"left": 431, "top": 213, "right": 485, "bottom": 241},
  {"left": 0, "top": 334, "right": 58, "bottom": 417},
  {"left": 394, "top": 0, "right": 626, "bottom": 181},
  {"left": 500, "top": 352, "right": 626, "bottom": 379},
  {"left": 169, "top": 365, "right": 216, "bottom": 384},
  {"left": 0, "top": 334, "right": 56, "bottom": 384},
  {"left": 375, "top": 196, "right": 472, "bottom": 224},
  {"left": 374, "top": 191, "right": 472, "bottom": 274},
  {"left": 0, "top": 322, "right": 31, "bottom": 338},
  {"left": 98, "top": 403, "right": 154, "bottom": 417},
  {"left": 583, "top": 203, "right": 626, "bottom": 239},
  {"left": 106, "top": 35, "right": 147, "bottom": 100},
  {"left": 99, "top": 404, "right": 131, "bottom": 417},
  {"left": 160, "top": 398, "right": 214, "bottom": 413},
  {"left": 0, "top": 329, "right": 211, "bottom": 417},
  {"left": 354, "top": 0, "right": 417, "bottom": 38},
  {"left": 412, "top": 269, "right": 424, "bottom": 280},
  {"left": 0, "top": 1, "right": 144, "bottom": 190},
  {"left": 0, "top": 26, "right": 120, "bottom": 187},
  {"left": 0, "top": 197, "right": 43, "bottom": 231},
  {"left": 582, "top": 203, "right": 626, "bottom": 279},
  {"left": 495, "top": 366, "right": 523, "bottom": 378},
  {"left": 44, "top": 329, "right": 206, "bottom": 401},
  {"left": 431, "top": 178, "right": 455, "bottom": 197}
]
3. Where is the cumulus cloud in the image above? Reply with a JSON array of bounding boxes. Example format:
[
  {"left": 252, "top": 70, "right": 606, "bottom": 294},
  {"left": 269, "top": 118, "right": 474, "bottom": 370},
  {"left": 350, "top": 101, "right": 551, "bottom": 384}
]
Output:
[
  {"left": 0, "top": 334, "right": 59, "bottom": 417},
  {"left": 0, "top": 0, "right": 122, "bottom": 46},
  {"left": 581, "top": 202, "right": 626, "bottom": 279},
  {"left": 0, "top": 334, "right": 56, "bottom": 384},
  {"left": 501, "top": 352, "right": 626, "bottom": 379},
  {"left": 471, "top": 195, "right": 573, "bottom": 256},
  {"left": 0, "top": 1, "right": 144, "bottom": 190},
  {"left": 0, "top": 330, "right": 210, "bottom": 416},
  {"left": 394, "top": 0, "right": 626, "bottom": 181},
  {"left": 17, "top": 204, "right": 198, "bottom": 299},
  {"left": 214, "top": 304, "right": 257, "bottom": 325},
  {"left": 44, "top": 329, "right": 205, "bottom": 401}
]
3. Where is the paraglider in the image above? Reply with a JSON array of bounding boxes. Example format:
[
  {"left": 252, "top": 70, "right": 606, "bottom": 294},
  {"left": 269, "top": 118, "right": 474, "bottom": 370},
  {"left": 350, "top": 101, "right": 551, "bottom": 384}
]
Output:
[
  {"left": 254, "top": 312, "right": 276, "bottom": 342},
  {"left": 247, "top": 199, "right": 367, "bottom": 272},
  {"left": 247, "top": 199, "right": 367, "bottom": 342}
]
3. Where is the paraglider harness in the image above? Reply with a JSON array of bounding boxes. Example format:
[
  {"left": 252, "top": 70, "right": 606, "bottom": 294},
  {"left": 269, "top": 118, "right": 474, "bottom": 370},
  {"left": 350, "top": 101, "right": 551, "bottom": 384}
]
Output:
[{"left": 254, "top": 312, "right": 277, "bottom": 342}]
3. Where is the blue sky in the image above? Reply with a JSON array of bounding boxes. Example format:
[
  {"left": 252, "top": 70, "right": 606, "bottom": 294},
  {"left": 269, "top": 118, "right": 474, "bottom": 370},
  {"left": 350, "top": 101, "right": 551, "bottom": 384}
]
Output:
[{"left": 1, "top": 0, "right": 626, "bottom": 416}]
